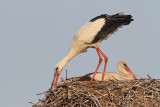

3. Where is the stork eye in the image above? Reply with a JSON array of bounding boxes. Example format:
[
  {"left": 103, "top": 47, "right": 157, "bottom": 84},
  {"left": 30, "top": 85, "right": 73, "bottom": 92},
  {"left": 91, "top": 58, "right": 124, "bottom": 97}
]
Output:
[
  {"left": 123, "top": 64, "right": 127, "bottom": 67},
  {"left": 56, "top": 67, "right": 58, "bottom": 71}
]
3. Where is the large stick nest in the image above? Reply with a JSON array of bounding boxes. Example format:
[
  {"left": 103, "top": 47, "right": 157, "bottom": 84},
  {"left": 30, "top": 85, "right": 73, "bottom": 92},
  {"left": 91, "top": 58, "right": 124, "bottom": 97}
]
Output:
[{"left": 31, "top": 77, "right": 160, "bottom": 107}]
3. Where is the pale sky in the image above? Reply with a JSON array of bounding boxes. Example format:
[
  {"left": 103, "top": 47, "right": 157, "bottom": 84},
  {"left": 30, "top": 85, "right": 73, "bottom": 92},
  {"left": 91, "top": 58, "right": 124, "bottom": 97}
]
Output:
[{"left": 0, "top": 0, "right": 160, "bottom": 107}]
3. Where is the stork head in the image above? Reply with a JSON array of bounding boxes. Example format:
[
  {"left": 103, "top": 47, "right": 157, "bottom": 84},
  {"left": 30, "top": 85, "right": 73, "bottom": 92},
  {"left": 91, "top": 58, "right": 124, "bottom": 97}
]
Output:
[
  {"left": 54, "top": 59, "right": 68, "bottom": 73},
  {"left": 51, "top": 59, "right": 68, "bottom": 89},
  {"left": 117, "top": 61, "right": 137, "bottom": 79},
  {"left": 54, "top": 63, "right": 63, "bottom": 74}
]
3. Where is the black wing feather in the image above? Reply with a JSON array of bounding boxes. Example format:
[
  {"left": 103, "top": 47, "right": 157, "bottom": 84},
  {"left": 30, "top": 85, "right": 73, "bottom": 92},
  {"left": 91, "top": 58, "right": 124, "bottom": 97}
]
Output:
[{"left": 91, "top": 13, "right": 133, "bottom": 43}]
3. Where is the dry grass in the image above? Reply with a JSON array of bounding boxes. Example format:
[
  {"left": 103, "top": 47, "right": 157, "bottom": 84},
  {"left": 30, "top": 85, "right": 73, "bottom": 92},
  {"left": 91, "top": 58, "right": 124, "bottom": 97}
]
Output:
[{"left": 31, "top": 76, "right": 160, "bottom": 107}]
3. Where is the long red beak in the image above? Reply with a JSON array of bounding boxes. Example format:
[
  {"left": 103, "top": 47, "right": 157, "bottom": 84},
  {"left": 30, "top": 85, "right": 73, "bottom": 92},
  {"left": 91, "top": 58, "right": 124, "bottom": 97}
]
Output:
[
  {"left": 125, "top": 67, "right": 137, "bottom": 79},
  {"left": 51, "top": 72, "right": 60, "bottom": 90}
]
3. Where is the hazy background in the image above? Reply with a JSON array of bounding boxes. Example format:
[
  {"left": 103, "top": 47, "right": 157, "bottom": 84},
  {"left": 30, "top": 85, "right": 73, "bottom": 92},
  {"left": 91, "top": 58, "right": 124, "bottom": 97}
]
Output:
[{"left": 0, "top": 0, "right": 160, "bottom": 107}]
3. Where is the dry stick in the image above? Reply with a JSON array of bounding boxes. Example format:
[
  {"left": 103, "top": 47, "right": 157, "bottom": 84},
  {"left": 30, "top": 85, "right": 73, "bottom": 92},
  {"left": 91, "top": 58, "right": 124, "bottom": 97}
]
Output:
[
  {"left": 66, "top": 69, "right": 68, "bottom": 80},
  {"left": 95, "top": 90, "right": 111, "bottom": 100},
  {"left": 106, "top": 87, "right": 119, "bottom": 101},
  {"left": 143, "top": 79, "right": 148, "bottom": 107},
  {"left": 29, "top": 102, "right": 35, "bottom": 104},
  {"left": 122, "top": 79, "right": 141, "bottom": 93},
  {"left": 65, "top": 69, "right": 69, "bottom": 107},
  {"left": 126, "top": 90, "right": 130, "bottom": 107},
  {"left": 121, "top": 80, "right": 138, "bottom": 106},
  {"left": 81, "top": 100, "right": 89, "bottom": 106},
  {"left": 36, "top": 91, "right": 49, "bottom": 95},
  {"left": 51, "top": 90, "right": 65, "bottom": 104},
  {"left": 88, "top": 92, "right": 98, "bottom": 107},
  {"left": 91, "top": 93, "right": 102, "bottom": 107},
  {"left": 147, "top": 74, "right": 153, "bottom": 80}
]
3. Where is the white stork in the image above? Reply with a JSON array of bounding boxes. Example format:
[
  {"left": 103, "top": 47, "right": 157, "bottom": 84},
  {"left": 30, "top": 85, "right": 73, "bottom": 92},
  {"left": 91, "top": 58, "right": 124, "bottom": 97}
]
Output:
[
  {"left": 72, "top": 61, "right": 137, "bottom": 81},
  {"left": 51, "top": 13, "right": 133, "bottom": 89}
]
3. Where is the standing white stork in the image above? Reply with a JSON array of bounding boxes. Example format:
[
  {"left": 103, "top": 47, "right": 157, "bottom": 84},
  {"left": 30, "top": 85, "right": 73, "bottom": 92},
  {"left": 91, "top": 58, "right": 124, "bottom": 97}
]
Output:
[
  {"left": 73, "top": 61, "right": 137, "bottom": 81},
  {"left": 51, "top": 13, "right": 133, "bottom": 89}
]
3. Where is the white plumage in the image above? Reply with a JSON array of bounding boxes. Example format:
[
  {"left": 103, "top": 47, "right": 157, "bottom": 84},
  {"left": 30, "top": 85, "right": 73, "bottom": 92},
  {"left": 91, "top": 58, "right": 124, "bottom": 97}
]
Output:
[
  {"left": 75, "top": 19, "right": 105, "bottom": 44},
  {"left": 72, "top": 61, "right": 137, "bottom": 81},
  {"left": 51, "top": 13, "right": 133, "bottom": 89}
]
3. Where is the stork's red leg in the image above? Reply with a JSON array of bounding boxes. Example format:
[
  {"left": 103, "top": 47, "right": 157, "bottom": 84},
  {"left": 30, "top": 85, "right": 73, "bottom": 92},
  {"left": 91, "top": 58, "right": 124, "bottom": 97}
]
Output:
[
  {"left": 98, "top": 49, "right": 108, "bottom": 81},
  {"left": 90, "top": 48, "right": 103, "bottom": 82}
]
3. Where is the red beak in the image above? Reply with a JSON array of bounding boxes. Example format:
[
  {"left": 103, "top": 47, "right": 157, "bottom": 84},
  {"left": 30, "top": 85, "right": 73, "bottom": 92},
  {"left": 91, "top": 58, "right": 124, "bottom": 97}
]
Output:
[
  {"left": 51, "top": 71, "right": 61, "bottom": 90},
  {"left": 125, "top": 67, "right": 137, "bottom": 79}
]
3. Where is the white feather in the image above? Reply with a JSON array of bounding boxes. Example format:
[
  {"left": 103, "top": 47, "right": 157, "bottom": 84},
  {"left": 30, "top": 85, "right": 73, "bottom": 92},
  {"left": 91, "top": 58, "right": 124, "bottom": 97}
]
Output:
[{"left": 74, "top": 18, "right": 105, "bottom": 44}]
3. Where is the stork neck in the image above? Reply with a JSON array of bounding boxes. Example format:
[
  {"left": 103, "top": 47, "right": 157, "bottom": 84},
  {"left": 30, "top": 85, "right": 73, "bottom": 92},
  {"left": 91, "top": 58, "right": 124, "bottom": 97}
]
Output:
[
  {"left": 118, "top": 66, "right": 131, "bottom": 76},
  {"left": 62, "top": 53, "right": 74, "bottom": 63},
  {"left": 58, "top": 50, "right": 78, "bottom": 69}
]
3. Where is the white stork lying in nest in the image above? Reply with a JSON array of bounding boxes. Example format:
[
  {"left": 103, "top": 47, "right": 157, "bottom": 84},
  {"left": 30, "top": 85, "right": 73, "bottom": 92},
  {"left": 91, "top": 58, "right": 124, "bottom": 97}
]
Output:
[
  {"left": 70, "top": 61, "right": 137, "bottom": 81},
  {"left": 51, "top": 13, "right": 133, "bottom": 89}
]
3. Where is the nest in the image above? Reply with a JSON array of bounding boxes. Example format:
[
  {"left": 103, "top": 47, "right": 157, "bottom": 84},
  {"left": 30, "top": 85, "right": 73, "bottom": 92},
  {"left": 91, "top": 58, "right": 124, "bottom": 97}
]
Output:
[{"left": 31, "top": 76, "right": 160, "bottom": 107}]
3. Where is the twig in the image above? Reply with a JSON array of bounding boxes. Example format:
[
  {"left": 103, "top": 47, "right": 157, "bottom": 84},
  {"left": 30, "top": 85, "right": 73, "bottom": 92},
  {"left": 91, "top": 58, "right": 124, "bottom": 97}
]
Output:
[
  {"left": 88, "top": 92, "right": 98, "bottom": 107},
  {"left": 147, "top": 74, "right": 153, "bottom": 80}
]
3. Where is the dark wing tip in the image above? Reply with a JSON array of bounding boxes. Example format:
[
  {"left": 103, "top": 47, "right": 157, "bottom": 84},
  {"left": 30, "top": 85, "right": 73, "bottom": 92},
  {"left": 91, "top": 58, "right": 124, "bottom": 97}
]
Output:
[
  {"left": 109, "top": 13, "right": 134, "bottom": 25},
  {"left": 111, "top": 13, "right": 134, "bottom": 21},
  {"left": 90, "top": 13, "right": 134, "bottom": 22},
  {"left": 90, "top": 14, "right": 108, "bottom": 22}
]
